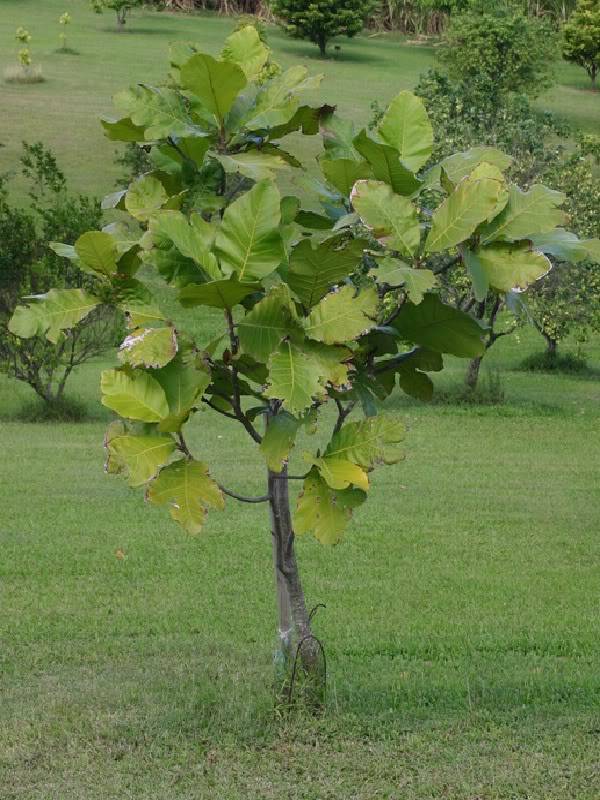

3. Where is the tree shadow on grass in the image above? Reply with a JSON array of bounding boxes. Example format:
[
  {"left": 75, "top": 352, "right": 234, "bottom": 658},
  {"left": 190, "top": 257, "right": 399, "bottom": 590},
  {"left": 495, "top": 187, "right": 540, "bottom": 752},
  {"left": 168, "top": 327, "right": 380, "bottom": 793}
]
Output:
[{"left": 274, "top": 40, "right": 386, "bottom": 67}]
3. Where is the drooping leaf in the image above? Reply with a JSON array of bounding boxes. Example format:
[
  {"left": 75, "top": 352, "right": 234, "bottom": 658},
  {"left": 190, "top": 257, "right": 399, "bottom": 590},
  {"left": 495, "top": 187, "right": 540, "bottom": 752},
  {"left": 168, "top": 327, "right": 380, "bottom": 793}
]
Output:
[
  {"left": 353, "top": 129, "right": 421, "bottom": 196},
  {"left": 266, "top": 341, "right": 323, "bottom": 415},
  {"left": 468, "top": 242, "right": 552, "bottom": 293},
  {"left": 321, "top": 158, "right": 372, "bottom": 197},
  {"left": 154, "top": 357, "right": 211, "bottom": 432},
  {"left": 215, "top": 151, "right": 290, "bottom": 182},
  {"left": 389, "top": 348, "right": 443, "bottom": 402},
  {"left": 74, "top": 231, "right": 118, "bottom": 276},
  {"left": 118, "top": 326, "right": 178, "bottom": 369},
  {"left": 378, "top": 90, "right": 433, "bottom": 172},
  {"left": 375, "top": 257, "right": 436, "bottom": 303},
  {"left": 425, "top": 147, "right": 512, "bottom": 189},
  {"left": 303, "top": 285, "right": 378, "bottom": 345},
  {"left": 392, "top": 293, "right": 485, "bottom": 358},
  {"left": 287, "top": 235, "right": 367, "bottom": 307},
  {"left": 114, "top": 85, "right": 205, "bottom": 140},
  {"left": 530, "top": 229, "right": 600, "bottom": 264},
  {"left": 9, "top": 289, "right": 100, "bottom": 344},
  {"left": 221, "top": 25, "right": 269, "bottom": 81},
  {"left": 146, "top": 459, "right": 224, "bottom": 535},
  {"left": 324, "top": 414, "right": 405, "bottom": 468},
  {"left": 180, "top": 277, "right": 261, "bottom": 309},
  {"left": 260, "top": 412, "right": 301, "bottom": 472},
  {"left": 101, "top": 368, "right": 169, "bottom": 422},
  {"left": 351, "top": 180, "right": 421, "bottom": 257},
  {"left": 480, "top": 184, "right": 567, "bottom": 244},
  {"left": 105, "top": 431, "right": 176, "bottom": 487},
  {"left": 101, "top": 116, "right": 147, "bottom": 142},
  {"left": 242, "top": 66, "right": 322, "bottom": 131},
  {"left": 320, "top": 111, "right": 357, "bottom": 160},
  {"left": 424, "top": 172, "right": 504, "bottom": 254},
  {"left": 237, "top": 286, "right": 299, "bottom": 363},
  {"left": 295, "top": 468, "right": 365, "bottom": 545},
  {"left": 149, "top": 211, "right": 219, "bottom": 277},
  {"left": 180, "top": 53, "right": 246, "bottom": 122},
  {"left": 215, "top": 179, "right": 284, "bottom": 281}
]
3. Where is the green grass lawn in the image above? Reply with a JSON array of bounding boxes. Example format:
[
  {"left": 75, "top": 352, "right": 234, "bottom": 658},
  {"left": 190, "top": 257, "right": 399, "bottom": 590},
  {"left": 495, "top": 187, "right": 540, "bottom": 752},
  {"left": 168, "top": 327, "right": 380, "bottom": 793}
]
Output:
[
  {"left": 1, "top": 324, "right": 600, "bottom": 798},
  {"left": 2, "top": 1, "right": 600, "bottom": 797},
  {"left": 1, "top": 0, "right": 599, "bottom": 201}
]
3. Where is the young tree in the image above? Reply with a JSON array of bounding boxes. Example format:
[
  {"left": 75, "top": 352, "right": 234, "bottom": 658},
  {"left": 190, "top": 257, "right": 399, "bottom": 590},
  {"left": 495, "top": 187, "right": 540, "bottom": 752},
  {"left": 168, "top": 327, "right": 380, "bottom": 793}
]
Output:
[
  {"left": 11, "top": 27, "right": 594, "bottom": 699},
  {"left": 0, "top": 144, "right": 120, "bottom": 407},
  {"left": 91, "top": 0, "right": 145, "bottom": 29},
  {"left": 563, "top": 0, "right": 600, "bottom": 89},
  {"left": 438, "top": 1, "right": 557, "bottom": 104},
  {"left": 271, "top": 0, "right": 375, "bottom": 56}
]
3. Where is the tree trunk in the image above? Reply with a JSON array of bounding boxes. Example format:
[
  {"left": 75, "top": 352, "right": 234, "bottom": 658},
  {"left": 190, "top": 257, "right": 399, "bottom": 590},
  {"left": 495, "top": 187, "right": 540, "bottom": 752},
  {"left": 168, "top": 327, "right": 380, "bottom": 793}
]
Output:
[
  {"left": 465, "top": 356, "right": 482, "bottom": 391},
  {"left": 543, "top": 333, "right": 558, "bottom": 357},
  {"left": 267, "top": 427, "right": 324, "bottom": 704},
  {"left": 116, "top": 9, "right": 127, "bottom": 29},
  {"left": 317, "top": 34, "right": 327, "bottom": 58}
]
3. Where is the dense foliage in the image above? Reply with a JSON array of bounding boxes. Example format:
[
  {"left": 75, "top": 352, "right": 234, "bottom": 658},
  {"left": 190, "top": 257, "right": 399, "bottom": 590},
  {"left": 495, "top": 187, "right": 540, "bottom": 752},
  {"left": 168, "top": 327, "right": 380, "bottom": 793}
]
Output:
[
  {"left": 11, "top": 26, "right": 598, "bottom": 688},
  {"left": 0, "top": 144, "right": 121, "bottom": 405},
  {"left": 271, "top": 0, "right": 376, "bottom": 55},
  {"left": 563, "top": 0, "right": 600, "bottom": 88}
]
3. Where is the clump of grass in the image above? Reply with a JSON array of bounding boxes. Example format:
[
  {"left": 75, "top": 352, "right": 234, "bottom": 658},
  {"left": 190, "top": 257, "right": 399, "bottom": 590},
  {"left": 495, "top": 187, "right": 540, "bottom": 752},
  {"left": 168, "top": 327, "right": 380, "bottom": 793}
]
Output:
[
  {"left": 16, "top": 395, "right": 89, "bottom": 423},
  {"left": 519, "top": 350, "right": 590, "bottom": 374},
  {"left": 434, "top": 369, "right": 506, "bottom": 406},
  {"left": 55, "top": 47, "right": 79, "bottom": 55},
  {"left": 3, "top": 64, "right": 45, "bottom": 84}
]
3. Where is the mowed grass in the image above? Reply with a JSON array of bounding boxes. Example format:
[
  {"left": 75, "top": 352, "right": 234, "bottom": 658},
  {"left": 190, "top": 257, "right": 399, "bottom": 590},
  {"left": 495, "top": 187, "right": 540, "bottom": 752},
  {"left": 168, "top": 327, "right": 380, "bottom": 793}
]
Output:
[
  {"left": 1, "top": 323, "right": 600, "bottom": 798},
  {"left": 1, "top": 0, "right": 599, "bottom": 201}
]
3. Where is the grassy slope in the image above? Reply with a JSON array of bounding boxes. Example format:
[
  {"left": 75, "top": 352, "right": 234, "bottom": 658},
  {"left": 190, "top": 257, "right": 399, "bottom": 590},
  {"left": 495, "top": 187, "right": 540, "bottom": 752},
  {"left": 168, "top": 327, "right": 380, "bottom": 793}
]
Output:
[{"left": 1, "top": 0, "right": 599, "bottom": 200}]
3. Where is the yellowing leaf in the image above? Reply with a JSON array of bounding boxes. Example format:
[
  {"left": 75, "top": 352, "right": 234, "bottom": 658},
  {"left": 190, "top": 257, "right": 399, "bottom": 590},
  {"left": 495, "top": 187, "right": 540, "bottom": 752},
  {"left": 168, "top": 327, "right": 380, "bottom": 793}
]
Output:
[
  {"left": 260, "top": 412, "right": 301, "bottom": 472},
  {"left": 313, "top": 456, "right": 369, "bottom": 491},
  {"left": 125, "top": 176, "right": 168, "bottom": 222},
  {"left": 118, "top": 326, "right": 178, "bottom": 369},
  {"left": 221, "top": 25, "right": 269, "bottom": 81},
  {"left": 9, "top": 289, "right": 100, "bottom": 344},
  {"left": 105, "top": 432, "right": 175, "bottom": 487},
  {"left": 101, "top": 368, "right": 169, "bottom": 422},
  {"left": 295, "top": 469, "right": 365, "bottom": 545},
  {"left": 480, "top": 184, "right": 567, "bottom": 244},
  {"left": 470, "top": 241, "right": 552, "bottom": 293},
  {"left": 324, "top": 414, "right": 405, "bottom": 469},
  {"left": 146, "top": 459, "right": 224, "bottom": 535},
  {"left": 303, "top": 285, "right": 378, "bottom": 345}
]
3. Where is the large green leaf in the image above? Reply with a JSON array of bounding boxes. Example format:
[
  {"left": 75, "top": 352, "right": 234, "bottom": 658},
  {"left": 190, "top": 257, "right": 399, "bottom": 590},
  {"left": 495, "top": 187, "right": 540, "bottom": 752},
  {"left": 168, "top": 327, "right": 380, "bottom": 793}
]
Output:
[
  {"left": 180, "top": 277, "right": 260, "bottom": 309},
  {"left": 221, "top": 24, "right": 269, "bottom": 81},
  {"left": 146, "top": 459, "right": 224, "bottom": 535},
  {"left": 377, "top": 347, "right": 443, "bottom": 402},
  {"left": 9, "top": 289, "right": 100, "bottom": 344},
  {"left": 101, "top": 116, "right": 147, "bottom": 142},
  {"left": 320, "top": 111, "right": 357, "bottom": 160},
  {"left": 287, "top": 235, "right": 367, "bottom": 307},
  {"left": 303, "top": 285, "right": 378, "bottom": 345},
  {"left": 105, "top": 430, "right": 176, "bottom": 487},
  {"left": 180, "top": 53, "right": 246, "bottom": 123},
  {"left": 266, "top": 341, "right": 323, "bottom": 415},
  {"left": 101, "top": 368, "right": 169, "bottom": 422},
  {"left": 150, "top": 211, "right": 219, "bottom": 276},
  {"left": 378, "top": 90, "right": 433, "bottom": 172},
  {"left": 375, "top": 257, "right": 436, "bottom": 303},
  {"left": 237, "top": 287, "right": 299, "bottom": 363},
  {"left": 353, "top": 130, "right": 421, "bottom": 196},
  {"left": 301, "top": 340, "right": 352, "bottom": 389},
  {"left": 125, "top": 176, "right": 168, "bottom": 222},
  {"left": 295, "top": 468, "right": 366, "bottom": 544},
  {"left": 425, "top": 147, "right": 512, "bottom": 189},
  {"left": 530, "top": 229, "right": 600, "bottom": 264},
  {"left": 259, "top": 412, "right": 301, "bottom": 472},
  {"left": 242, "top": 66, "right": 322, "bottom": 131},
  {"left": 324, "top": 414, "right": 405, "bottom": 468},
  {"left": 480, "top": 185, "right": 567, "bottom": 244},
  {"left": 118, "top": 326, "right": 178, "bottom": 369},
  {"left": 74, "top": 231, "right": 118, "bottom": 276},
  {"left": 424, "top": 172, "right": 504, "bottom": 254},
  {"left": 320, "top": 158, "right": 372, "bottom": 197},
  {"left": 215, "top": 180, "right": 284, "bottom": 281},
  {"left": 468, "top": 242, "right": 552, "bottom": 293},
  {"left": 114, "top": 85, "right": 205, "bottom": 140},
  {"left": 215, "top": 151, "right": 290, "bottom": 182},
  {"left": 393, "top": 293, "right": 485, "bottom": 357},
  {"left": 154, "top": 357, "right": 211, "bottom": 432},
  {"left": 351, "top": 180, "right": 421, "bottom": 258},
  {"left": 312, "top": 456, "right": 369, "bottom": 492}
]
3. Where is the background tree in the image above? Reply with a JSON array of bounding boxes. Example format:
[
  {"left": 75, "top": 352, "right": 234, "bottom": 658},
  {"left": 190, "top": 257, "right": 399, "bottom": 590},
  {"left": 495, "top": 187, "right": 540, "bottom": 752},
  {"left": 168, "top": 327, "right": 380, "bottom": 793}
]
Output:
[
  {"left": 562, "top": 0, "right": 600, "bottom": 89},
  {"left": 91, "top": 0, "right": 145, "bottom": 29},
  {"left": 0, "top": 143, "right": 121, "bottom": 410},
  {"left": 10, "top": 27, "right": 594, "bottom": 700},
  {"left": 271, "top": 0, "right": 376, "bottom": 56}
]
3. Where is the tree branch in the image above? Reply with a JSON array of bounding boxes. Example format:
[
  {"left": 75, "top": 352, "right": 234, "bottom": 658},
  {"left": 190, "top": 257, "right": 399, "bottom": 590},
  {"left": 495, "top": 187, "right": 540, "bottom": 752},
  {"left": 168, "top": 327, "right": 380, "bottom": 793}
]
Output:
[
  {"left": 224, "top": 308, "right": 262, "bottom": 444},
  {"left": 218, "top": 484, "right": 270, "bottom": 503},
  {"left": 371, "top": 346, "right": 421, "bottom": 375},
  {"left": 333, "top": 398, "right": 355, "bottom": 435}
]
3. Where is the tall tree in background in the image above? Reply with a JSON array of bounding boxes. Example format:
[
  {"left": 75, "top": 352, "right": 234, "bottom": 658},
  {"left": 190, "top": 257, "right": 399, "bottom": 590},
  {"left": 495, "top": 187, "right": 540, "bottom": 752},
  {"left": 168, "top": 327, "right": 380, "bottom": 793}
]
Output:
[
  {"left": 563, "top": 0, "right": 600, "bottom": 89},
  {"left": 271, "top": 0, "right": 376, "bottom": 56}
]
